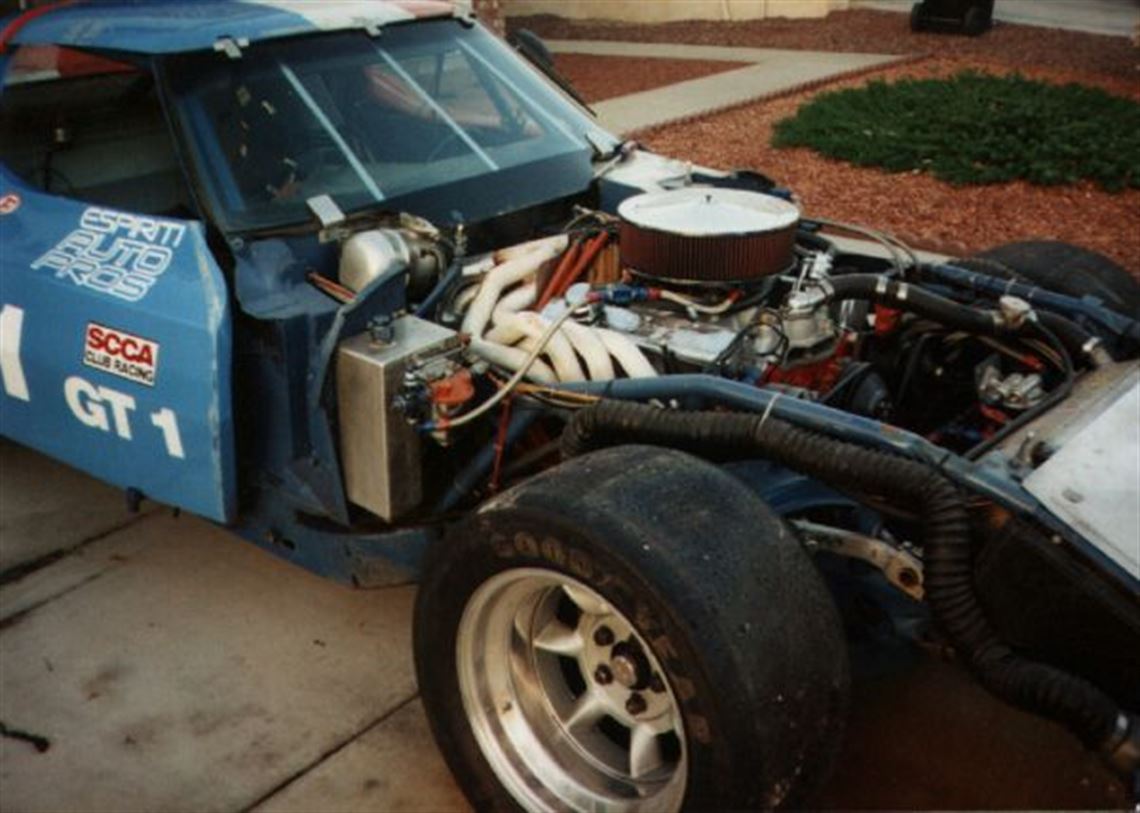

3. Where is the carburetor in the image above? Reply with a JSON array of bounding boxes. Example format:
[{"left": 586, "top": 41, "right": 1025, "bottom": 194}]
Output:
[{"left": 782, "top": 286, "right": 837, "bottom": 351}]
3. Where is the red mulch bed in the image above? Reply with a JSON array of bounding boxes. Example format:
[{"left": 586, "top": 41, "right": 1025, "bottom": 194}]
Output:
[
  {"left": 552, "top": 54, "right": 749, "bottom": 103},
  {"left": 512, "top": 8, "right": 1140, "bottom": 78}
]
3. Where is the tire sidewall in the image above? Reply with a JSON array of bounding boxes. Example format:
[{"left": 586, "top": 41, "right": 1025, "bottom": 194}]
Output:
[{"left": 415, "top": 506, "right": 750, "bottom": 812}]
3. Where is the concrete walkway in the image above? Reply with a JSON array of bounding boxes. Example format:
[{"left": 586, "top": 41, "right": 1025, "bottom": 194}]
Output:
[
  {"left": 0, "top": 439, "right": 468, "bottom": 813},
  {"left": 548, "top": 40, "right": 902, "bottom": 134},
  {"left": 857, "top": 0, "right": 1140, "bottom": 37}
]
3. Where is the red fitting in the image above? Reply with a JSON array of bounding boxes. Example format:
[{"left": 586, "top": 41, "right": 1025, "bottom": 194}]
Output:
[{"left": 430, "top": 369, "right": 476, "bottom": 408}]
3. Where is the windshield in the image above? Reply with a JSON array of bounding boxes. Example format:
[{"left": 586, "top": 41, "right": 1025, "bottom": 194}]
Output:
[{"left": 163, "top": 20, "right": 616, "bottom": 233}]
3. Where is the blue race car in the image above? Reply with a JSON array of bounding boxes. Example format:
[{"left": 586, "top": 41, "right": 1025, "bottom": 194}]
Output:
[{"left": 2, "top": 2, "right": 1138, "bottom": 809}]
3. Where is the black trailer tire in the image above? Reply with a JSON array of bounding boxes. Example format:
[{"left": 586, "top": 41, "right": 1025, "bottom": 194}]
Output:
[
  {"left": 962, "top": 240, "right": 1140, "bottom": 317},
  {"left": 963, "top": 5, "right": 987, "bottom": 35},
  {"left": 414, "top": 445, "right": 849, "bottom": 812},
  {"left": 910, "top": 2, "right": 926, "bottom": 31}
]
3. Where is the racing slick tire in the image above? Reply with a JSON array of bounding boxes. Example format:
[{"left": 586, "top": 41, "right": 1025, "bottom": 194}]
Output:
[
  {"left": 963, "top": 241, "right": 1140, "bottom": 317},
  {"left": 414, "top": 445, "right": 850, "bottom": 811}
]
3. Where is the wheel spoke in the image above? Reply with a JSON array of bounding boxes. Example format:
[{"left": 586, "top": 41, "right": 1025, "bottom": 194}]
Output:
[
  {"left": 510, "top": 588, "right": 545, "bottom": 645},
  {"left": 562, "top": 583, "right": 611, "bottom": 618},
  {"left": 531, "top": 617, "right": 585, "bottom": 657},
  {"left": 563, "top": 689, "right": 607, "bottom": 733},
  {"left": 629, "top": 723, "right": 664, "bottom": 780}
]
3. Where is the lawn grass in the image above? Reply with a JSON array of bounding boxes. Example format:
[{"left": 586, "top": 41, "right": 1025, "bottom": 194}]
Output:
[{"left": 771, "top": 71, "right": 1140, "bottom": 191}]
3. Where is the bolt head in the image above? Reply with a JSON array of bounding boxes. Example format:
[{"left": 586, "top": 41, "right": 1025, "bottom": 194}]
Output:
[
  {"left": 625, "top": 693, "right": 647, "bottom": 716},
  {"left": 611, "top": 654, "right": 639, "bottom": 689},
  {"left": 594, "top": 664, "right": 613, "bottom": 685},
  {"left": 593, "top": 626, "right": 614, "bottom": 647}
]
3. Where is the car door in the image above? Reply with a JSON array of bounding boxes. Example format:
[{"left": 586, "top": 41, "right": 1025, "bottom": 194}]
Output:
[{"left": 0, "top": 45, "right": 236, "bottom": 523}]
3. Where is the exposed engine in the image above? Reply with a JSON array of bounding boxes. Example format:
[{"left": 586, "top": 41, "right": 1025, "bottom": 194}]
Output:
[
  {"left": 326, "top": 187, "right": 1102, "bottom": 472},
  {"left": 383, "top": 187, "right": 1033, "bottom": 435}
]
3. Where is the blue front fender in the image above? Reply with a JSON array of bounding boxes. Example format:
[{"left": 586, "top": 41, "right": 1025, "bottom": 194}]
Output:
[{"left": 0, "top": 166, "right": 236, "bottom": 522}]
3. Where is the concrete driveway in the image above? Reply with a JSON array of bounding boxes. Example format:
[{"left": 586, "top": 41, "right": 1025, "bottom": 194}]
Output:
[
  {"left": 0, "top": 438, "right": 467, "bottom": 813},
  {"left": 1, "top": 438, "right": 1130, "bottom": 811},
  {"left": 546, "top": 41, "right": 902, "bottom": 134}
]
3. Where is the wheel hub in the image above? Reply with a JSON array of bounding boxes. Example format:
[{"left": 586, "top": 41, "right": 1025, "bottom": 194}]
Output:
[
  {"left": 610, "top": 653, "right": 639, "bottom": 689},
  {"left": 456, "top": 569, "right": 688, "bottom": 812}
]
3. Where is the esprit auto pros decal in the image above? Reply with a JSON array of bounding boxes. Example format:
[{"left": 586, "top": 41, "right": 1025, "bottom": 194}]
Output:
[{"left": 31, "top": 207, "right": 186, "bottom": 302}]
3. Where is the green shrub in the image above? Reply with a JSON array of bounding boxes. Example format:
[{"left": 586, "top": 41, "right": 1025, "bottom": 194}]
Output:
[{"left": 771, "top": 71, "right": 1140, "bottom": 191}]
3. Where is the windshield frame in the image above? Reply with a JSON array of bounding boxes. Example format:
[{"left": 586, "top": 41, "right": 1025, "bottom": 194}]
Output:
[{"left": 158, "top": 19, "right": 618, "bottom": 236}]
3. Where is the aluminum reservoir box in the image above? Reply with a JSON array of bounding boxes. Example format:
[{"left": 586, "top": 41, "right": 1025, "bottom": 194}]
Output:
[{"left": 336, "top": 316, "right": 459, "bottom": 521}]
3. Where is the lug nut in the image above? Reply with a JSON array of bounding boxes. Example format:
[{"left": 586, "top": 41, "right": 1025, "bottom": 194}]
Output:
[
  {"left": 649, "top": 673, "right": 666, "bottom": 694},
  {"left": 626, "top": 693, "right": 647, "bottom": 716},
  {"left": 594, "top": 665, "right": 613, "bottom": 685},
  {"left": 593, "top": 626, "right": 614, "bottom": 646}
]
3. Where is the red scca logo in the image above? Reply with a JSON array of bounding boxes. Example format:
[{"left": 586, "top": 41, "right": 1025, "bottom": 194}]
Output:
[{"left": 83, "top": 323, "right": 160, "bottom": 387}]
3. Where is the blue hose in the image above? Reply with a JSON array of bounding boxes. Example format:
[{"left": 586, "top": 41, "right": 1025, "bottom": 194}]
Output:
[{"left": 927, "top": 263, "right": 1140, "bottom": 342}]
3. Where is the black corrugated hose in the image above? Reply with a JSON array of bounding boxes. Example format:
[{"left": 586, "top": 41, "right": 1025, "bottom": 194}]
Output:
[{"left": 561, "top": 400, "right": 1139, "bottom": 778}]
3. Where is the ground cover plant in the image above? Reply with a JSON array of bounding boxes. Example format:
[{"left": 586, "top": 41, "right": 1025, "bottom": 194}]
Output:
[{"left": 771, "top": 71, "right": 1140, "bottom": 191}]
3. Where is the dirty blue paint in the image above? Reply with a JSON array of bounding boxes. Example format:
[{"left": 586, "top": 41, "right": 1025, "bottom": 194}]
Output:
[
  {"left": 0, "top": 165, "right": 236, "bottom": 522},
  {"left": 225, "top": 235, "right": 407, "bottom": 527},
  {"left": 231, "top": 488, "right": 438, "bottom": 587}
]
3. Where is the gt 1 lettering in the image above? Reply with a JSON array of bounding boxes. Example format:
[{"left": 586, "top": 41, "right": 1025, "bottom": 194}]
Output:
[
  {"left": 151, "top": 408, "right": 185, "bottom": 459},
  {"left": 64, "top": 376, "right": 185, "bottom": 459},
  {"left": 65, "top": 376, "right": 136, "bottom": 439}
]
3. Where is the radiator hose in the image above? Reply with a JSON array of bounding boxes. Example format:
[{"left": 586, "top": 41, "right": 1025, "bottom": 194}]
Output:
[{"left": 562, "top": 400, "right": 1139, "bottom": 776}]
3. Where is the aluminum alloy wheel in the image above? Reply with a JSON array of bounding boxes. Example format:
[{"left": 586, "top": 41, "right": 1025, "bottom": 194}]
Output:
[{"left": 456, "top": 568, "right": 687, "bottom": 811}]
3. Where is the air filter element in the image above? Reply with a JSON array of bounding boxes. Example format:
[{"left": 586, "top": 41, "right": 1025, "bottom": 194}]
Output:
[{"left": 618, "top": 188, "right": 800, "bottom": 284}]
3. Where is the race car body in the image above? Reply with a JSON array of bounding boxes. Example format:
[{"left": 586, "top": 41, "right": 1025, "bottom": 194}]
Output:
[{"left": 1, "top": 2, "right": 1137, "bottom": 809}]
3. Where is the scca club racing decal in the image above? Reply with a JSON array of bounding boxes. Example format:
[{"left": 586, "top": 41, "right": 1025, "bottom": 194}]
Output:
[
  {"left": 31, "top": 207, "right": 186, "bottom": 302},
  {"left": 84, "top": 323, "right": 160, "bottom": 387}
]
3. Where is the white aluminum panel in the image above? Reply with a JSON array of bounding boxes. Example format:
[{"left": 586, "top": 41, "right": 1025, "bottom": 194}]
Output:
[{"left": 1025, "top": 380, "right": 1140, "bottom": 579}]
